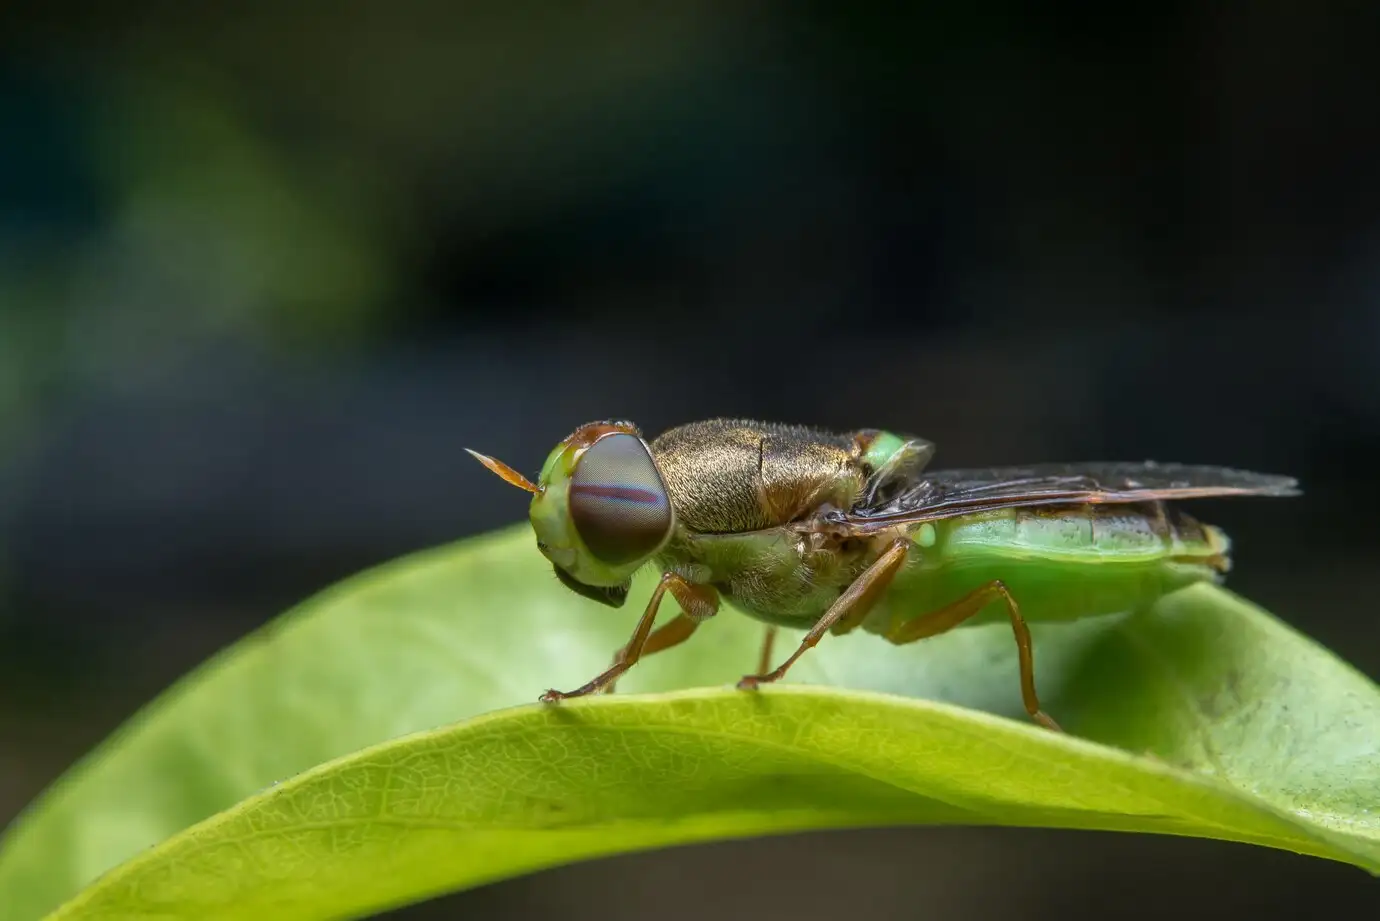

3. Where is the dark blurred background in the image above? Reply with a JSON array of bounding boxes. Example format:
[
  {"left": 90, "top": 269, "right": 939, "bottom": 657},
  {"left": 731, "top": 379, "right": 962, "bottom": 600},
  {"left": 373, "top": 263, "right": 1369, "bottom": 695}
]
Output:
[{"left": 2, "top": 3, "right": 1379, "bottom": 918}]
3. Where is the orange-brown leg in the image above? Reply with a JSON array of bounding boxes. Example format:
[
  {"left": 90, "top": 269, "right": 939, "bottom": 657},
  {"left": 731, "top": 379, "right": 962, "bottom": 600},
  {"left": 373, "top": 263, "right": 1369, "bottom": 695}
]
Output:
[
  {"left": 755, "top": 626, "right": 779, "bottom": 675},
  {"left": 601, "top": 612, "right": 703, "bottom": 695},
  {"left": 737, "top": 538, "right": 910, "bottom": 689},
  {"left": 885, "top": 580, "right": 1061, "bottom": 732},
  {"left": 828, "top": 594, "right": 874, "bottom": 637},
  {"left": 544, "top": 574, "right": 718, "bottom": 702}
]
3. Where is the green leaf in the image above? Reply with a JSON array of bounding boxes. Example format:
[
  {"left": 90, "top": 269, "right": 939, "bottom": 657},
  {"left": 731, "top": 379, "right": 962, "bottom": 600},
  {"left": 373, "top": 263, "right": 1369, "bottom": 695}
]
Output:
[{"left": 1, "top": 525, "right": 1378, "bottom": 921}]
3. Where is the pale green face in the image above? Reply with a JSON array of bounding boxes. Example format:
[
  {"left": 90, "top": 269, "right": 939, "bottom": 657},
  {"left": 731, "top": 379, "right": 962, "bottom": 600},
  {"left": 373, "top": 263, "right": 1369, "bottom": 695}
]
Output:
[{"left": 469, "top": 422, "right": 676, "bottom": 609}]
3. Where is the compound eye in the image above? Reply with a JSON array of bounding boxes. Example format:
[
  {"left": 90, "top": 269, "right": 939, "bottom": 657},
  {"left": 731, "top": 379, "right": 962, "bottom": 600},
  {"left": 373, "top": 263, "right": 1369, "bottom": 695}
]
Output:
[{"left": 568, "top": 433, "right": 673, "bottom": 565}]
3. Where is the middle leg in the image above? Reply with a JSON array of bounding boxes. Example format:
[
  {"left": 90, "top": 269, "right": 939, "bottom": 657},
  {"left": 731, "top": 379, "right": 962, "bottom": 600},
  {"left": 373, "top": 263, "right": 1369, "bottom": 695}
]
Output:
[{"left": 737, "top": 538, "right": 910, "bottom": 689}]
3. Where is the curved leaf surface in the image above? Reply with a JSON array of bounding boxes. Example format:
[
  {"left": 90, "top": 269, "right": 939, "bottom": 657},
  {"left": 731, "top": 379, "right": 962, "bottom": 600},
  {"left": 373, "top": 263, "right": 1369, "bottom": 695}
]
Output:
[{"left": 0, "top": 526, "right": 1377, "bottom": 921}]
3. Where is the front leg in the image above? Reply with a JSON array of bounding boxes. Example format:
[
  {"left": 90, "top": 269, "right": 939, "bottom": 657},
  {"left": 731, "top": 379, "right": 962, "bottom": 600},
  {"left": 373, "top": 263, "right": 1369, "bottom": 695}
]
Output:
[
  {"left": 541, "top": 573, "right": 719, "bottom": 702},
  {"left": 601, "top": 604, "right": 719, "bottom": 696}
]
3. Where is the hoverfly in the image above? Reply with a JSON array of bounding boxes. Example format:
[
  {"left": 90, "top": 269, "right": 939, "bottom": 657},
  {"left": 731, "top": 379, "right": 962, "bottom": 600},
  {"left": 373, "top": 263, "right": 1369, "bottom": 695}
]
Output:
[{"left": 469, "top": 419, "right": 1298, "bottom": 731}]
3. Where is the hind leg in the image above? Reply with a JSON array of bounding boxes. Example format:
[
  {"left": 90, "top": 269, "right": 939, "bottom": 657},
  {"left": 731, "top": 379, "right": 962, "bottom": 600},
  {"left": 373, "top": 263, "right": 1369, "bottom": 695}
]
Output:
[{"left": 886, "top": 580, "right": 1061, "bottom": 732}]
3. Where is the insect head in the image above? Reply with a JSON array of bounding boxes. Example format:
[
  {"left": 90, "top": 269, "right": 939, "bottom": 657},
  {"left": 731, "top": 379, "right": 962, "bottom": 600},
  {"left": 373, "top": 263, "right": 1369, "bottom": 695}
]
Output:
[{"left": 466, "top": 421, "right": 674, "bottom": 608}]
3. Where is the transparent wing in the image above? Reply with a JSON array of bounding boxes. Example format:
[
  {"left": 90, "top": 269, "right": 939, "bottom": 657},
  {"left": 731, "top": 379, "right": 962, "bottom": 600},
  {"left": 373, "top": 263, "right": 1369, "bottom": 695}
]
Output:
[{"left": 805, "top": 461, "right": 1300, "bottom": 534}]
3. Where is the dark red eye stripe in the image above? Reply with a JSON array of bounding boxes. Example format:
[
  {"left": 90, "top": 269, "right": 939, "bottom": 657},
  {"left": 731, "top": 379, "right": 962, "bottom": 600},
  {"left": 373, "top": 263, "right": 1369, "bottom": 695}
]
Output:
[
  {"left": 570, "top": 484, "right": 663, "bottom": 504},
  {"left": 567, "top": 432, "right": 674, "bottom": 565}
]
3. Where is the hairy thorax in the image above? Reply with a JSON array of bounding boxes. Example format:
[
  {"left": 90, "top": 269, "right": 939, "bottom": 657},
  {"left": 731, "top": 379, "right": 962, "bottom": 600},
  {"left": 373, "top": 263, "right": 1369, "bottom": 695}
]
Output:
[{"left": 649, "top": 419, "right": 867, "bottom": 534}]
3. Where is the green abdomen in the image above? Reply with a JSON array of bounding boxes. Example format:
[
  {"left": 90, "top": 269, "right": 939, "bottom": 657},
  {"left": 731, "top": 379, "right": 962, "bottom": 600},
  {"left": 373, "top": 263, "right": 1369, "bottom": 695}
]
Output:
[{"left": 874, "top": 501, "right": 1229, "bottom": 631}]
